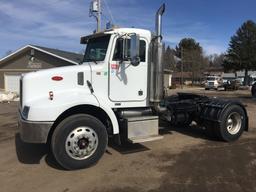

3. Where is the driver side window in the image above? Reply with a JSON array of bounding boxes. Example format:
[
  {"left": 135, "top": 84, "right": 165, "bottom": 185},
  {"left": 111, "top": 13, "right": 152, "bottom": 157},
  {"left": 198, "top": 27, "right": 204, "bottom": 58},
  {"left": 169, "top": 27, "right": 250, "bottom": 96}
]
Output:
[{"left": 113, "top": 38, "right": 146, "bottom": 62}]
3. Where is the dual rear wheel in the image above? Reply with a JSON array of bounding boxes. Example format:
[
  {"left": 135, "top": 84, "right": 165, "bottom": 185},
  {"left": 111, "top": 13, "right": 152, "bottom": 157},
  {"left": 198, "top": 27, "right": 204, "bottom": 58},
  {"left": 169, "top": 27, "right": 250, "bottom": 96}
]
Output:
[{"left": 207, "top": 105, "right": 246, "bottom": 142}]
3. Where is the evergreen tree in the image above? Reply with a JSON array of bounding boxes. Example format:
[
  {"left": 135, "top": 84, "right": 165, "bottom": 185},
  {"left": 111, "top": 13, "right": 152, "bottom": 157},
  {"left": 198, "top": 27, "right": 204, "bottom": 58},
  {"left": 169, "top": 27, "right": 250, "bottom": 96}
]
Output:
[
  {"left": 175, "top": 38, "right": 207, "bottom": 84},
  {"left": 224, "top": 20, "right": 256, "bottom": 85}
]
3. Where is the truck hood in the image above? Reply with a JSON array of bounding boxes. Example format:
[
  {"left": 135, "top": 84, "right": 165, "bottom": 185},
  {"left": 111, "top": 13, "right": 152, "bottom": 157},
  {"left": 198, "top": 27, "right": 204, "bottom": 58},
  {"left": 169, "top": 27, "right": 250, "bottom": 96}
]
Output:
[
  {"left": 23, "top": 64, "right": 91, "bottom": 80},
  {"left": 21, "top": 65, "right": 92, "bottom": 107}
]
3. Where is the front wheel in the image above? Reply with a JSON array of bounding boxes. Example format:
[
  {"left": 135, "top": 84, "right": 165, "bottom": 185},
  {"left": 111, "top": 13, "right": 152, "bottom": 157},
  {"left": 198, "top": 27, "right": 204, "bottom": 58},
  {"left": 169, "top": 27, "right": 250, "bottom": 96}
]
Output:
[
  {"left": 216, "top": 105, "right": 246, "bottom": 142},
  {"left": 51, "top": 114, "right": 108, "bottom": 170}
]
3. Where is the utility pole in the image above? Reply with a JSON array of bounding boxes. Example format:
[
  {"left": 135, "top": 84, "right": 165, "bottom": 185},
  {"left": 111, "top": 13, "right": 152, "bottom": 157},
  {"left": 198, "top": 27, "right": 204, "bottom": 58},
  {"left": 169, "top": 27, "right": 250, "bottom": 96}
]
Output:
[
  {"left": 90, "top": 0, "right": 101, "bottom": 32},
  {"left": 181, "top": 47, "right": 184, "bottom": 89},
  {"left": 96, "top": 0, "right": 101, "bottom": 32}
]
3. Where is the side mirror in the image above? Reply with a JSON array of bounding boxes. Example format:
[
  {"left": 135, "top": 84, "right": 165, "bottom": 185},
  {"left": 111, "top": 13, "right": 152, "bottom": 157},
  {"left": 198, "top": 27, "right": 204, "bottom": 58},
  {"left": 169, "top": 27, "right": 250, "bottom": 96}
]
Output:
[
  {"left": 130, "top": 34, "right": 140, "bottom": 66},
  {"left": 122, "top": 34, "right": 140, "bottom": 66}
]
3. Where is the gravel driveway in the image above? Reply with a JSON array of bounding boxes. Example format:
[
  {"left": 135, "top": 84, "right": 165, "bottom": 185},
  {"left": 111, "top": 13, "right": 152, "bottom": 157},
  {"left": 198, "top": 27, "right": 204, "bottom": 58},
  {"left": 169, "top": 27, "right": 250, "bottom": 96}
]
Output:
[{"left": 0, "top": 89, "right": 256, "bottom": 192}]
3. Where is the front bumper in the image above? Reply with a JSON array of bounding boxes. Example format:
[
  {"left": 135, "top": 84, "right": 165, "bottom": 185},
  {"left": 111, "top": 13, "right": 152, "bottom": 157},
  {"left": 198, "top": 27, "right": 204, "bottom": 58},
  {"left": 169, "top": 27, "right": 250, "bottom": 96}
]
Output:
[
  {"left": 18, "top": 112, "right": 53, "bottom": 143},
  {"left": 206, "top": 84, "right": 218, "bottom": 89}
]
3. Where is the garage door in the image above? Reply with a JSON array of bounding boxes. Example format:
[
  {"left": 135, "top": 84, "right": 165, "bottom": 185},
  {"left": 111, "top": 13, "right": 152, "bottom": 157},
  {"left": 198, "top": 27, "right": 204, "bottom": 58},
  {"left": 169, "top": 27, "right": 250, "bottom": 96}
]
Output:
[{"left": 4, "top": 74, "right": 21, "bottom": 93}]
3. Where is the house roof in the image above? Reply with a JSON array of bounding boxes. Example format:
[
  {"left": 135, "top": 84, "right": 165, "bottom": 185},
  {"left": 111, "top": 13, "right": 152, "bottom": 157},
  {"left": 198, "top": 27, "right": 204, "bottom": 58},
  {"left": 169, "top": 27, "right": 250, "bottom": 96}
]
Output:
[
  {"left": 172, "top": 72, "right": 193, "bottom": 79},
  {"left": 0, "top": 45, "right": 84, "bottom": 65},
  {"left": 223, "top": 73, "right": 236, "bottom": 78},
  {"left": 236, "top": 71, "right": 256, "bottom": 77},
  {"left": 172, "top": 71, "right": 204, "bottom": 79}
]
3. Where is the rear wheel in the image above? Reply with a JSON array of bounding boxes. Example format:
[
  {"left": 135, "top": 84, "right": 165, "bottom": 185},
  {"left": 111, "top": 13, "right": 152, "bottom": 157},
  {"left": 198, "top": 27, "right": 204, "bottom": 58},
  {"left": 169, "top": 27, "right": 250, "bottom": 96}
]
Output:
[
  {"left": 215, "top": 105, "right": 246, "bottom": 142},
  {"left": 51, "top": 114, "right": 108, "bottom": 170}
]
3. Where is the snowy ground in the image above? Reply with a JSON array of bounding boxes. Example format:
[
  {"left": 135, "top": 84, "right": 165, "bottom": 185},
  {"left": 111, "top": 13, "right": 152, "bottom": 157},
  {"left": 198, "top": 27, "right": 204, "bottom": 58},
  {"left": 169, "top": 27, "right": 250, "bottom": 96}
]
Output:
[{"left": 0, "top": 91, "right": 19, "bottom": 102}]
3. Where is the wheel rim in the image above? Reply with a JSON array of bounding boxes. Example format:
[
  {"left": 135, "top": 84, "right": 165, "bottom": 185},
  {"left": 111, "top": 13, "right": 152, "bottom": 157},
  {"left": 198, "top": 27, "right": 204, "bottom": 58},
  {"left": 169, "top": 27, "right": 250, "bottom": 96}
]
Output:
[
  {"left": 226, "top": 112, "right": 242, "bottom": 135},
  {"left": 65, "top": 127, "right": 98, "bottom": 160}
]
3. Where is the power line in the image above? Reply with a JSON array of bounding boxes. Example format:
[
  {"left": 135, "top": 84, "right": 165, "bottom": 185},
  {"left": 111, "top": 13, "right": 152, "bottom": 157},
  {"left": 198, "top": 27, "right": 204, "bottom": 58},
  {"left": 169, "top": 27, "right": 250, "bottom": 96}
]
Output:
[
  {"left": 101, "top": 13, "right": 110, "bottom": 21},
  {"left": 102, "top": 0, "right": 115, "bottom": 24}
]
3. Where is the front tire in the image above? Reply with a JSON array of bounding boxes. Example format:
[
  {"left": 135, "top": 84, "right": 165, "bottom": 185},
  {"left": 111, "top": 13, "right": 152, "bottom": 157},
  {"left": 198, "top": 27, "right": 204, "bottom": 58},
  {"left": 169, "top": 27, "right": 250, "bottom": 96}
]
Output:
[
  {"left": 51, "top": 114, "right": 108, "bottom": 170},
  {"left": 216, "top": 105, "right": 246, "bottom": 142}
]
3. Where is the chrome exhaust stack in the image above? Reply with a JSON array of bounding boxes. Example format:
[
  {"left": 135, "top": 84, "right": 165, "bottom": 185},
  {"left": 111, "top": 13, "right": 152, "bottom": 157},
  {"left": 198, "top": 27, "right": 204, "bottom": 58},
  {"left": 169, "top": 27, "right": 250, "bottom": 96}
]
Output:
[
  {"left": 156, "top": 3, "right": 165, "bottom": 44},
  {"left": 150, "top": 4, "right": 165, "bottom": 110}
]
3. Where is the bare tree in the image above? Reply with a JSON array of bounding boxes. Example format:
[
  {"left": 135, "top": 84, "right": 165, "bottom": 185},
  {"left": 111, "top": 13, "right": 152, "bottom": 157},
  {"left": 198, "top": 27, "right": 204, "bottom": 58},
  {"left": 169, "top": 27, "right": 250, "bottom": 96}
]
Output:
[
  {"left": 5, "top": 50, "right": 13, "bottom": 57},
  {"left": 163, "top": 46, "right": 176, "bottom": 70}
]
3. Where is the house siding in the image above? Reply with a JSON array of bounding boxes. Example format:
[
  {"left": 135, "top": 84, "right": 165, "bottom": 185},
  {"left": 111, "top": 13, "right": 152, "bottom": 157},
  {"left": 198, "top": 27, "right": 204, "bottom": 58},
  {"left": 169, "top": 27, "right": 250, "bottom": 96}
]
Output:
[
  {"left": 0, "top": 49, "right": 76, "bottom": 89},
  {"left": 0, "top": 71, "right": 4, "bottom": 89}
]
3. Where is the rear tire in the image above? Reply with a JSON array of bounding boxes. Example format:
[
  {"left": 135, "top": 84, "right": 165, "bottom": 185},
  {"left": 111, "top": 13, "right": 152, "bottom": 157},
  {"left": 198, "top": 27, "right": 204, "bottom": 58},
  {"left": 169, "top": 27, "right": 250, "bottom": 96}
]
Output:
[
  {"left": 215, "top": 105, "right": 246, "bottom": 142},
  {"left": 51, "top": 114, "right": 108, "bottom": 170}
]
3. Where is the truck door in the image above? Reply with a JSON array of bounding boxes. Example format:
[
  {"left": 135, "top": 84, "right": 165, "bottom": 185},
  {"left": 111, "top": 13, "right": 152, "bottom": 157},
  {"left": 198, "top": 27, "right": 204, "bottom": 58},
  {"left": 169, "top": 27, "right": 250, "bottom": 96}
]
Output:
[{"left": 109, "top": 37, "right": 148, "bottom": 102}]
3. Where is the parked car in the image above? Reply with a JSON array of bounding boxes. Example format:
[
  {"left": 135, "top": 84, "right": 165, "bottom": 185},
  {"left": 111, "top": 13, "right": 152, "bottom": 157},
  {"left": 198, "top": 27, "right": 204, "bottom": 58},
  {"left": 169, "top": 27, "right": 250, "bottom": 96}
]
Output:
[
  {"left": 224, "top": 79, "right": 240, "bottom": 91},
  {"left": 250, "top": 74, "right": 256, "bottom": 86},
  {"left": 251, "top": 82, "right": 256, "bottom": 97}
]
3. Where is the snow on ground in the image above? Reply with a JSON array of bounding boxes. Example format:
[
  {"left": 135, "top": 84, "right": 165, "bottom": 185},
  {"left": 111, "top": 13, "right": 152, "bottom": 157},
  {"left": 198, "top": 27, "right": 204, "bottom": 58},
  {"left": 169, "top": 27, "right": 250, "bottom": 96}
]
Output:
[{"left": 0, "top": 92, "right": 19, "bottom": 102}]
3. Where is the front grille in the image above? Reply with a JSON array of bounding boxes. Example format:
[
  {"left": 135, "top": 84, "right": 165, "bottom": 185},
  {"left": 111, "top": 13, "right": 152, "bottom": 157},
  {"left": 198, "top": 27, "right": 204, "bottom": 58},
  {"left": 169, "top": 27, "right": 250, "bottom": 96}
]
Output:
[
  {"left": 209, "top": 82, "right": 214, "bottom": 86},
  {"left": 20, "top": 78, "right": 23, "bottom": 107}
]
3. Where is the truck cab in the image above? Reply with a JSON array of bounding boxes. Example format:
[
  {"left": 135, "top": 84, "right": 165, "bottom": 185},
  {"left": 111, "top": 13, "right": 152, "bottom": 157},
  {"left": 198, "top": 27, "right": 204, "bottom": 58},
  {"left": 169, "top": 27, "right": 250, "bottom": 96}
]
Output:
[
  {"left": 19, "top": 27, "right": 158, "bottom": 140},
  {"left": 82, "top": 28, "right": 151, "bottom": 108},
  {"left": 205, "top": 75, "right": 222, "bottom": 90}
]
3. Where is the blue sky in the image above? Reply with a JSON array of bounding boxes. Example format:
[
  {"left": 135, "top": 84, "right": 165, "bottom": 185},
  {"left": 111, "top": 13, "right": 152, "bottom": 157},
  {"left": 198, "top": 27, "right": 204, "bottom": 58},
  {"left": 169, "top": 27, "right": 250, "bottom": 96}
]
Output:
[{"left": 0, "top": 0, "right": 255, "bottom": 57}]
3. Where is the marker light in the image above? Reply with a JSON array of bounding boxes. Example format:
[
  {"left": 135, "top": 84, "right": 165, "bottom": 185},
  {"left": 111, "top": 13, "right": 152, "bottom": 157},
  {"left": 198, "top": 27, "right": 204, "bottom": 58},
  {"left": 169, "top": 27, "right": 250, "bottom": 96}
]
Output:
[
  {"left": 52, "top": 76, "right": 63, "bottom": 81},
  {"left": 49, "top": 91, "right": 54, "bottom": 100}
]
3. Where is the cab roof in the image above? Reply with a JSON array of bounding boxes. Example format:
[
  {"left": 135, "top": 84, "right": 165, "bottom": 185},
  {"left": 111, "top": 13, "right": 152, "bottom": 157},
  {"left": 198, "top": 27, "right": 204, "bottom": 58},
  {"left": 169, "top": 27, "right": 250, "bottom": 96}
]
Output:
[{"left": 80, "top": 28, "right": 151, "bottom": 44}]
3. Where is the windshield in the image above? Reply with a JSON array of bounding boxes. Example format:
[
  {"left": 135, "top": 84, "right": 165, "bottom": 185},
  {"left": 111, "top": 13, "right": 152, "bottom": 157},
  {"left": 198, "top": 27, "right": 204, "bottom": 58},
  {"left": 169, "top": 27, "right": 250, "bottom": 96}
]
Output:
[
  {"left": 83, "top": 35, "right": 111, "bottom": 62},
  {"left": 207, "top": 77, "right": 216, "bottom": 81}
]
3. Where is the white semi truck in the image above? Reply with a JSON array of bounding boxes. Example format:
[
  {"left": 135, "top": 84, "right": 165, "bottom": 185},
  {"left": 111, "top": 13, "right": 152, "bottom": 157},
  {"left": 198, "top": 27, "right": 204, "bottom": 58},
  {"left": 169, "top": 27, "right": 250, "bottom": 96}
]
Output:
[
  {"left": 205, "top": 75, "right": 223, "bottom": 90},
  {"left": 19, "top": 4, "right": 248, "bottom": 170}
]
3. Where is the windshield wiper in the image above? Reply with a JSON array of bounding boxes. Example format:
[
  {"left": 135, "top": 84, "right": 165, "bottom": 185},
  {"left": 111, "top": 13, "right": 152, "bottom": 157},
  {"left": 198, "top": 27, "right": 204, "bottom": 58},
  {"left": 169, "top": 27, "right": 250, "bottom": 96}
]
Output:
[
  {"left": 85, "top": 58, "right": 98, "bottom": 64},
  {"left": 83, "top": 55, "right": 98, "bottom": 64}
]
